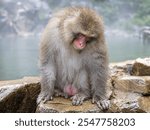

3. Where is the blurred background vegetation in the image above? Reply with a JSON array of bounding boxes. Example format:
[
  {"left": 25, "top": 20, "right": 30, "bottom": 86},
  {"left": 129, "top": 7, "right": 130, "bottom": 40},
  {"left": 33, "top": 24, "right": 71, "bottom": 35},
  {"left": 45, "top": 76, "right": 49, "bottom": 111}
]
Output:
[{"left": 0, "top": 0, "right": 150, "bottom": 35}]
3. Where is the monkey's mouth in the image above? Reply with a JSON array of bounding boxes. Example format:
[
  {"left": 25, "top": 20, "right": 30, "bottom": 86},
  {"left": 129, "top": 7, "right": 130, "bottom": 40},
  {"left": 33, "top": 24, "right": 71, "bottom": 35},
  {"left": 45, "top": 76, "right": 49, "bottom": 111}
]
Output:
[{"left": 73, "top": 34, "right": 88, "bottom": 50}]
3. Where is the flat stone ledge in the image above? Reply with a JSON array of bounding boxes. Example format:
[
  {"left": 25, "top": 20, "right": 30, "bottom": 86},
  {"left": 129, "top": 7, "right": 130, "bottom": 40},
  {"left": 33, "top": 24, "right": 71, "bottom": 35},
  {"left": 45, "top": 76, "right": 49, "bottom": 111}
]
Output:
[
  {"left": 36, "top": 97, "right": 102, "bottom": 113},
  {"left": 114, "top": 76, "right": 150, "bottom": 94}
]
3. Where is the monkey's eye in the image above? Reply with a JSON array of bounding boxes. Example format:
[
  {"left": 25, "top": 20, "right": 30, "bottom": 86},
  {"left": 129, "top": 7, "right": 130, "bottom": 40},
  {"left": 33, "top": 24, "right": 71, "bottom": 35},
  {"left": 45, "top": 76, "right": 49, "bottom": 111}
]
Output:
[
  {"left": 87, "top": 37, "right": 96, "bottom": 44},
  {"left": 72, "top": 32, "right": 79, "bottom": 39}
]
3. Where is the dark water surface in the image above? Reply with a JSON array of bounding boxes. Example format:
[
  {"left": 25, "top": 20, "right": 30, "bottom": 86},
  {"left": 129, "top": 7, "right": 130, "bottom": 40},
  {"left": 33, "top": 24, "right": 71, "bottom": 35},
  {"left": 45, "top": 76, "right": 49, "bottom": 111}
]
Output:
[{"left": 0, "top": 35, "right": 150, "bottom": 80}]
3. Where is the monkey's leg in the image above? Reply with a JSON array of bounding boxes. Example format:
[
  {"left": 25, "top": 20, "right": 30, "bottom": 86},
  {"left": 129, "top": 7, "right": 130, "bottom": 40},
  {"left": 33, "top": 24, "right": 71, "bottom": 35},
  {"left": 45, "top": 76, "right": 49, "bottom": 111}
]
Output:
[
  {"left": 37, "top": 65, "right": 56, "bottom": 104},
  {"left": 71, "top": 70, "right": 90, "bottom": 106},
  {"left": 92, "top": 95, "right": 110, "bottom": 111},
  {"left": 54, "top": 89, "right": 64, "bottom": 97},
  {"left": 71, "top": 93, "right": 90, "bottom": 105},
  {"left": 90, "top": 70, "right": 110, "bottom": 110}
]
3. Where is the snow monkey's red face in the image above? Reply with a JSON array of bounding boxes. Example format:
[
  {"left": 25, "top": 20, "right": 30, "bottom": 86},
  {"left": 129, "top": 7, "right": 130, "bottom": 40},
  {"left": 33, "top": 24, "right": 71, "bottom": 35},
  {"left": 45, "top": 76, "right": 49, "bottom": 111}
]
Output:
[{"left": 72, "top": 33, "right": 90, "bottom": 50}]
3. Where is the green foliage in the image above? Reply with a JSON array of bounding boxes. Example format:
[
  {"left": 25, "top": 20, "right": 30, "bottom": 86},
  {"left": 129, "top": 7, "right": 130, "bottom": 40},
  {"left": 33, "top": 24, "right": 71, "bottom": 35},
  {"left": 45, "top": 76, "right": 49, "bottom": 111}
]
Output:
[
  {"left": 46, "top": 0, "right": 150, "bottom": 28},
  {"left": 132, "top": 15, "right": 150, "bottom": 26},
  {"left": 132, "top": 0, "right": 150, "bottom": 26},
  {"left": 100, "top": 0, "right": 150, "bottom": 28}
]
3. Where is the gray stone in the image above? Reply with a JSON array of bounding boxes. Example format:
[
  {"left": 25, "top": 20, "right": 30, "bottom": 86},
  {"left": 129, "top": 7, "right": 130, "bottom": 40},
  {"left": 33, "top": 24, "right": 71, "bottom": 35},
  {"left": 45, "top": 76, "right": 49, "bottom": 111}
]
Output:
[
  {"left": 111, "top": 90, "right": 150, "bottom": 113},
  {"left": 131, "top": 58, "right": 150, "bottom": 76},
  {"left": 114, "top": 76, "right": 150, "bottom": 95}
]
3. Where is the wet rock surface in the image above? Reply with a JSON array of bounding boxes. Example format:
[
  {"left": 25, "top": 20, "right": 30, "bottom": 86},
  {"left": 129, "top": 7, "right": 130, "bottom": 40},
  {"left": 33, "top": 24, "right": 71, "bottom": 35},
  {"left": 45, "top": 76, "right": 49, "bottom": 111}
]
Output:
[{"left": 0, "top": 58, "right": 150, "bottom": 113}]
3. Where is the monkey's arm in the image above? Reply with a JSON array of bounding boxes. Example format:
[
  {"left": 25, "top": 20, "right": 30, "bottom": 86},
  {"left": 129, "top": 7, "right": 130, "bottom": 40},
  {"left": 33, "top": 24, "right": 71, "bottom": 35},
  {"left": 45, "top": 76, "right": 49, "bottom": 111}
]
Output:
[
  {"left": 37, "top": 38, "right": 57, "bottom": 104},
  {"left": 89, "top": 51, "right": 110, "bottom": 110},
  {"left": 37, "top": 63, "right": 56, "bottom": 104}
]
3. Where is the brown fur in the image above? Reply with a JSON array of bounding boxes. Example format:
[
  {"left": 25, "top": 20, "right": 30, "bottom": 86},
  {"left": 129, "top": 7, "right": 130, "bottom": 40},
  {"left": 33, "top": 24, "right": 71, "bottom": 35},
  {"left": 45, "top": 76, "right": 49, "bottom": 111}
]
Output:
[{"left": 37, "top": 7, "right": 110, "bottom": 110}]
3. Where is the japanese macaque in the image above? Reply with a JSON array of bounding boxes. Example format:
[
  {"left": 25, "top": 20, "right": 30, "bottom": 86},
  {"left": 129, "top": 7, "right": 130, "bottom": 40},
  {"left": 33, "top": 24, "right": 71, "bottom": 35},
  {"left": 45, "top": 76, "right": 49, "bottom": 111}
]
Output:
[{"left": 37, "top": 7, "right": 110, "bottom": 110}]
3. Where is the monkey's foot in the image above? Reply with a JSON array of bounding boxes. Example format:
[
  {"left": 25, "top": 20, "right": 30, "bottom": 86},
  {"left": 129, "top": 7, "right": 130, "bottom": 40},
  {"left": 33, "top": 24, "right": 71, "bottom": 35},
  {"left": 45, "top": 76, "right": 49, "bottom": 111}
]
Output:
[
  {"left": 71, "top": 93, "right": 87, "bottom": 106},
  {"left": 54, "top": 89, "right": 64, "bottom": 97},
  {"left": 37, "top": 92, "right": 53, "bottom": 104},
  {"left": 92, "top": 97, "right": 110, "bottom": 111},
  {"left": 64, "top": 93, "right": 69, "bottom": 99}
]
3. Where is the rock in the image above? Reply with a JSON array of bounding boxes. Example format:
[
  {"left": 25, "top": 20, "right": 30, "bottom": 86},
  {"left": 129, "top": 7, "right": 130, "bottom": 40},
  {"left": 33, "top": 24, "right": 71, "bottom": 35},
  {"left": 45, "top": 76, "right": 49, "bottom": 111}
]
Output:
[
  {"left": 109, "top": 58, "right": 150, "bottom": 112},
  {"left": 111, "top": 90, "right": 150, "bottom": 113},
  {"left": 0, "top": 77, "right": 40, "bottom": 112},
  {"left": 36, "top": 97, "right": 116, "bottom": 113},
  {"left": 131, "top": 58, "right": 150, "bottom": 76},
  {"left": 36, "top": 97, "right": 102, "bottom": 113},
  {"left": 114, "top": 76, "right": 150, "bottom": 95},
  {"left": 109, "top": 60, "right": 134, "bottom": 79}
]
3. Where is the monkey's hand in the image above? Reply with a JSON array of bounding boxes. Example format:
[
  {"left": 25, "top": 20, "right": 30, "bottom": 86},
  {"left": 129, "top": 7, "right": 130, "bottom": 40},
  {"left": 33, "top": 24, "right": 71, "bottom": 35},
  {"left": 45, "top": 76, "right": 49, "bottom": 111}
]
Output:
[
  {"left": 71, "top": 93, "right": 88, "bottom": 106},
  {"left": 92, "top": 96, "right": 110, "bottom": 111},
  {"left": 37, "top": 91, "right": 53, "bottom": 104}
]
